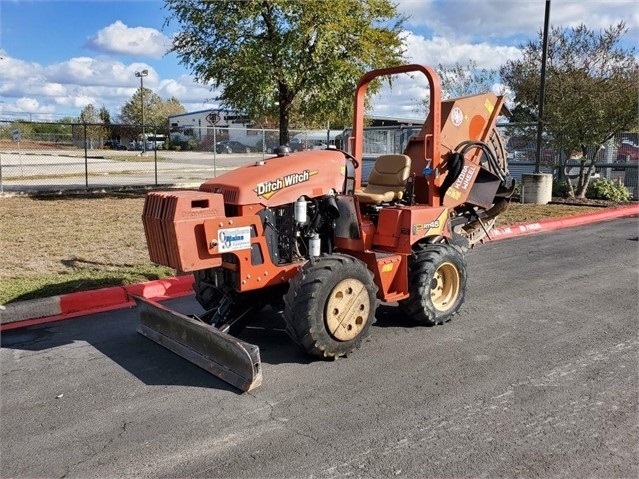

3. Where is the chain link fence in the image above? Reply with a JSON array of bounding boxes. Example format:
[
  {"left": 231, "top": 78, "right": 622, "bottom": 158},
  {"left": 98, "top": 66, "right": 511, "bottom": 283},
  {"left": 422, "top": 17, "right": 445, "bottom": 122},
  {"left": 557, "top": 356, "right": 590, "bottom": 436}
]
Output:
[
  {"left": 1, "top": 119, "right": 637, "bottom": 198},
  {"left": 0, "top": 120, "right": 344, "bottom": 192},
  {"left": 495, "top": 124, "right": 638, "bottom": 198}
]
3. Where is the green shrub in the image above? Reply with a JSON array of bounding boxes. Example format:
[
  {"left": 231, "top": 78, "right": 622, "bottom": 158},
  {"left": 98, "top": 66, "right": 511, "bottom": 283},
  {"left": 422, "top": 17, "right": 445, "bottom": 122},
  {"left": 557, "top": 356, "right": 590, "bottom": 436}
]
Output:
[
  {"left": 187, "top": 138, "right": 199, "bottom": 150},
  {"left": 552, "top": 179, "right": 571, "bottom": 197},
  {"left": 586, "top": 178, "right": 631, "bottom": 201},
  {"left": 169, "top": 138, "right": 197, "bottom": 151}
]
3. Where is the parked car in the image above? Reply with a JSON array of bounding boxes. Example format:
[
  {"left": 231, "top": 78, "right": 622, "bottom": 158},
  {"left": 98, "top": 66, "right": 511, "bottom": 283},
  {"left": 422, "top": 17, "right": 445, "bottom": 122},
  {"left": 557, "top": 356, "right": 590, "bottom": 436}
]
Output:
[
  {"left": 617, "top": 141, "right": 639, "bottom": 161},
  {"left": 263, "top": 139, "right": 281, "bottom": 154},
  {"left": 507, "top": 149, "right": 533, "bottom": 162},
  {"left": 213, "top": 140, "right": 252, "bottom": 154},
  {"left": 103, "top": 140, "right": 127, "bottom": 150},
  {"left": 289, "top": 138, "right": 308, "bottom": 152}
]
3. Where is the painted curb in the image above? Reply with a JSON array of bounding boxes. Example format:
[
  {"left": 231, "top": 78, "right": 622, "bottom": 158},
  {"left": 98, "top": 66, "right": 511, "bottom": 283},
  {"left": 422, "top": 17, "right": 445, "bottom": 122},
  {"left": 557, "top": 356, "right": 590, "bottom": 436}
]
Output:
[
  {"left": 1, "top": 204, "right": 637, "bottom": 332},
  {"left": 0, "top": 275, "right": 194, "bottom": 331},
  {"left": 488, "top": 204, "right": 639, "bottom": 241}
]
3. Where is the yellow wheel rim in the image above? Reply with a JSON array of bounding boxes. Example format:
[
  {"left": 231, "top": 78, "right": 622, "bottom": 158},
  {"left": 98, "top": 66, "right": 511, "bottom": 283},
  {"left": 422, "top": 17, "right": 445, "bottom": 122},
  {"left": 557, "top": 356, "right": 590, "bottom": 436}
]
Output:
[
  {"left": 325, "top": 278, "right": 370, "bottom": 341},
  {"left": 430, "top": 262, "right": 460, "bottom": 312}
]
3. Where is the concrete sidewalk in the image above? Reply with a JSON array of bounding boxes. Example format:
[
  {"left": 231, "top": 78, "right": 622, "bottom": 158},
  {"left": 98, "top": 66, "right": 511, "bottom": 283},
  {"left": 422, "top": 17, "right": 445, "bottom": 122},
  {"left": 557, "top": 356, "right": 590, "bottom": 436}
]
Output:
[{"left": 1, "top": 204, "right": 637, "bottom": 332}]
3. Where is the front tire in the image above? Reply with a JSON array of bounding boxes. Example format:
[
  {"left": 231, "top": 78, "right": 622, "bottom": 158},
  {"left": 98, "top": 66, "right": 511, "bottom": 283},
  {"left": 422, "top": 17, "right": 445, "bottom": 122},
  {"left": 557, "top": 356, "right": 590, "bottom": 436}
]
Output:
[
  {"left": 399, "top": 244, "right": 466, "bottom": 326},
  {"left": 283, "top": 254, "right": 378, "bottom": 359}
]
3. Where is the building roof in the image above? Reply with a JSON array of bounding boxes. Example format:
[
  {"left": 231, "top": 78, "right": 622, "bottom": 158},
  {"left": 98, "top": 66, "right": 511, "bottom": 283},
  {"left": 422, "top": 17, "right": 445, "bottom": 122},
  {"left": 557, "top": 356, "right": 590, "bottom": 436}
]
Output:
[{"left": 366, "top": 115, "right": 424, "bottom": 126}]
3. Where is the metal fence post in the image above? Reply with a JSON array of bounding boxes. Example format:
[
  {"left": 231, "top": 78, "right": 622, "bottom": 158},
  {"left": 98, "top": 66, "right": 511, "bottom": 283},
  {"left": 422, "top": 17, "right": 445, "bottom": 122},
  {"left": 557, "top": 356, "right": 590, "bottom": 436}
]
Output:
[
  {"left": 213, "top": 126, "right": 217, "bottom": 177},
  {"left": 0, "top": 124, "right": 3, "bottom": 193},
  {"left": 152, "top": 123, "right": 158, "bottom": 186},
  {"left": 83, "top": 122, "right": 89, "bottom": 187}
]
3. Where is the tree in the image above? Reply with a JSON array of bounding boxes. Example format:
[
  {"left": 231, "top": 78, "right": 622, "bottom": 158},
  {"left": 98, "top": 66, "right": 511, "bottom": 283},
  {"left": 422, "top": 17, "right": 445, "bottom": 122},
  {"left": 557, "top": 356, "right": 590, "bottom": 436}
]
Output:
[
  {"left": 119, "top": 89, "right": 186, "bottom": 132},
  {"left": 500, "top": 22, "right": 638, "bottom": 198},
  {"left": 165, "top": 0, "right": 406, "bottom": 145},
  {"left": 99, "top": 106, "right": 111, "bottom": 125},
  {"left": 154, "top": 96, "right": 187, "bottom": 125},
  {"left": 79, "top": 104, "right": 109, "bottom": 147}
]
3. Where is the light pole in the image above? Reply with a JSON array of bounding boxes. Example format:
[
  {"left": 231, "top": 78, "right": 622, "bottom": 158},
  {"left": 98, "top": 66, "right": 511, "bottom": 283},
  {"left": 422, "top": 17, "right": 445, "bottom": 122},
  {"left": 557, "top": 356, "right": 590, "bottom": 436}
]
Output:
[
  {"left": 535, "top": 0, "right": 551, "bottom": 174},
  {"left": 135, "top": 69, "right": 148, "bottom": 154}
]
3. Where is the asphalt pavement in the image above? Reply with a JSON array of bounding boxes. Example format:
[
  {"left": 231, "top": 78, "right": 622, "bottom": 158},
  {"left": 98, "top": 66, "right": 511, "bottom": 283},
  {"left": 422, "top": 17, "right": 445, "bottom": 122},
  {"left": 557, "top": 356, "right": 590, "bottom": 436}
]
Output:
[{"left": 2, "top": 217, "right": 637, "bottom": 478}]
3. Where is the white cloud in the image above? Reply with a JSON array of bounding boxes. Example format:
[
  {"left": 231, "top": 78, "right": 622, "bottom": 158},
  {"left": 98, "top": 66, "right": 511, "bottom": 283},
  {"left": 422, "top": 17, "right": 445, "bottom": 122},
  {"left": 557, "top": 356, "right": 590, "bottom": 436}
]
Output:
[
  {"left": 368, "top": 73, "right": 430, "bottom": 119},
  {"left": 41, "top": 83, "right": 68, "bottom": 97},
  {"left": 397, "top": 0, "right": 639, "bottom": 42},
  {"left": 2, "top": 2, "right": 635, "bottom": 121},
  {"left": 366, "top": 32, "right": 523, "bottom": 118},
  {"left": 86, "top": 21, "right": 172, "bottom": 59},
  {"left": 0, "top": 50, "right": 216, "bottom": 120},
  {"left": 403, "top": 32, "right": 522, "bottom": 69},
  {"left": 157, "top": 77, "right": 217, "bottom": 103},
  {"left": 0, "top": 54, "right": 41, "bottom": 83},
  {"left": 15, "top": 98, "right": 55, "bottom": 115}
]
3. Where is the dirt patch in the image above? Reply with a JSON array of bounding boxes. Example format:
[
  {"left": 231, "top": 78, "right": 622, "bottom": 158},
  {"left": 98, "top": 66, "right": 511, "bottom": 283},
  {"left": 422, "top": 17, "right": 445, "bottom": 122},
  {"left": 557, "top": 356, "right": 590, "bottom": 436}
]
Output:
[{"left": 549, "top": 197, "right": 636, "bottom": 208}]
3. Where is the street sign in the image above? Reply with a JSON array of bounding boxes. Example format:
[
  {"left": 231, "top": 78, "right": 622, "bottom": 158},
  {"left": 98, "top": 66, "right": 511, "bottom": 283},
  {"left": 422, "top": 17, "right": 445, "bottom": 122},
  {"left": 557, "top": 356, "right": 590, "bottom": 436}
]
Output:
[{"left": 12, "top": 129, "right": 20, "bottom": 142}]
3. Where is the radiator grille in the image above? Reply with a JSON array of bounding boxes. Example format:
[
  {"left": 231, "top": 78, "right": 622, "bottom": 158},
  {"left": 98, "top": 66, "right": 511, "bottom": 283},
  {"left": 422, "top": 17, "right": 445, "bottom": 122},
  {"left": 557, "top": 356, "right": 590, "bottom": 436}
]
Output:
[{"left": 222, "top": 188, "right": 238, "bottom": 204}]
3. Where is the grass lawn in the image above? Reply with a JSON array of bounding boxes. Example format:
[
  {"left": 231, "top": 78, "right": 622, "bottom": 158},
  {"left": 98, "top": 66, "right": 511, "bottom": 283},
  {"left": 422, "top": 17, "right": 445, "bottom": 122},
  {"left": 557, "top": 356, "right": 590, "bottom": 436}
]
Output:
[{"left": 0, "top": 192, "right": 614, "bottom": 305}]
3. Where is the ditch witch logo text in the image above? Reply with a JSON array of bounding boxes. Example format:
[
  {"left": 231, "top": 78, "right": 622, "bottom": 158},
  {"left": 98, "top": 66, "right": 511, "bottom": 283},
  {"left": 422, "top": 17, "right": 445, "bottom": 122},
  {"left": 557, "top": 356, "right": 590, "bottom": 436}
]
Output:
[{"left": 254, "top": 169, "right": 318, "bottom": 200}]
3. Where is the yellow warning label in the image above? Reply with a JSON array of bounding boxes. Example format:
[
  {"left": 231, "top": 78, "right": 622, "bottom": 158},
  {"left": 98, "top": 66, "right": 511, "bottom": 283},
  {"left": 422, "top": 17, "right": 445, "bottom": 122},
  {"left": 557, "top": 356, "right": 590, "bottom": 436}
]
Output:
[
  {"left": 446, "top": 188, "right": 461, "bottom": 200},
  {"left": 381, "top": 263, "right": 394, "bottom": 273},
  {"left": 484, "top": 99, "right": 494, "bottom": 114}
]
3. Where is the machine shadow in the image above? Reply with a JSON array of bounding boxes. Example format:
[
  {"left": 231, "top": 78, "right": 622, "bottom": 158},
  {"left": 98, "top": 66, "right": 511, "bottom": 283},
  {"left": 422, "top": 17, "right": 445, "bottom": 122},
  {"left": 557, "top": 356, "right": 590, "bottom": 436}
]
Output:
[
  {"left": 0, "top": 298, "right": 310, "bottom": 393},
  {"left": 1, "top": 306, "right": 239, "bottom": 393},
  {"left": 373, "top": 303, "right": 421, "bottom": 329},
  {"left": 1, "top": 299, "right": 418, "bottom": 393}
]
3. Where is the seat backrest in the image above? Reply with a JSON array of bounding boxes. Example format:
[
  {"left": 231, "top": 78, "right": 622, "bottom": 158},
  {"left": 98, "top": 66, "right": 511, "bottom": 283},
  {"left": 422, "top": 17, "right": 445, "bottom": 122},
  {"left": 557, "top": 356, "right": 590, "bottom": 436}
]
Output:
[{"left": 367, "top": 154, "right": 412, "bottom": 187}]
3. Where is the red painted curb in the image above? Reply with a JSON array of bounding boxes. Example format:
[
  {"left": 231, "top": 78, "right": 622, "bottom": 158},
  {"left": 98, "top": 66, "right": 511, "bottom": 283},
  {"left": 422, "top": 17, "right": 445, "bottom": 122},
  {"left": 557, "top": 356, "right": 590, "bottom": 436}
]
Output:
[
  {"left": 59, "top": 286, "right": 129, "bottom": 316},
  {"left": 1, "top": 275, "right": 194, "bottom": 332},
  {"left": 489, "top": 204, "right": 639, "bottom": 241},
  {"left": 124, "top": 275, "right": 195, "bottom": 299},
  {"left": 1, "top": 205, "right": 637, "bottom": 331}
]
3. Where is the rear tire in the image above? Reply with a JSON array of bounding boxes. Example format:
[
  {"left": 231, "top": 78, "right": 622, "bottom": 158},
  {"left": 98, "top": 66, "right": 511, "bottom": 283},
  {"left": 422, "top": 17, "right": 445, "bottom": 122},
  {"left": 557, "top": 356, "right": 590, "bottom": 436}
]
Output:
[
  {"left": 399, "top": 244, "right": 466, "bottom": 326},
  {"left": 283, "top": 254, "right": 378, "bottom": 359}
]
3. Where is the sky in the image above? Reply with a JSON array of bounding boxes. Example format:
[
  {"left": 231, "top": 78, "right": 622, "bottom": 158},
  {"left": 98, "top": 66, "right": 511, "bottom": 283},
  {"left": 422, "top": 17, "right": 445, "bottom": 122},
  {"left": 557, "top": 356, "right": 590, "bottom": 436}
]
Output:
[{"left": 0, "top": 0, "right": 637, "bottom": 122}]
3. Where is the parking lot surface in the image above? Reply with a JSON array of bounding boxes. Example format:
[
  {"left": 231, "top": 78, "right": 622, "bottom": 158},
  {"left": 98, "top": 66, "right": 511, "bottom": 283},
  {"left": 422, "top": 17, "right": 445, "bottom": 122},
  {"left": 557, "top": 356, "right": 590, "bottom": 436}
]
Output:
[{"left": 2, "top": 218, "right": 638, "bottom": 478}]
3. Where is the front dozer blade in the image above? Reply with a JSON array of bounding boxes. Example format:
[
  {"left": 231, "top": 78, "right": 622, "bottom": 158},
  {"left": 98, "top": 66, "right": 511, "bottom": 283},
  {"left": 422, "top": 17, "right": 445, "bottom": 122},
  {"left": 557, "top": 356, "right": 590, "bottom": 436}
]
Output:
[{"left": 133, "top": 296, "right": 263, "bottom": 392}]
